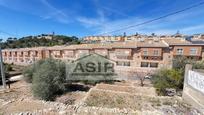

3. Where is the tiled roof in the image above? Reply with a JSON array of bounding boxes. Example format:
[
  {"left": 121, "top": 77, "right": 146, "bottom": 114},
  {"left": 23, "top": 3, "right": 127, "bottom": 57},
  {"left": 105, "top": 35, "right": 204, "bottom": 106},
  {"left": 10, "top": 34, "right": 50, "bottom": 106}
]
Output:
[
  {"left": 110, "top": 42, "right": 137, "bottom": 48},
  {"left": 163, "top": 38, "right": 204, "bottom": 46},
  {"left": 2, "top": 47, "right": 47, "bottom": 51},
  {"left": 190, "top": 40, "right": 204, "bottom": 45},
  {"left": 163, "top": 38, "right": 191, "bottom": 45},
  {"left": 136, "top": 39, "right": 168, "bottom": 47}
]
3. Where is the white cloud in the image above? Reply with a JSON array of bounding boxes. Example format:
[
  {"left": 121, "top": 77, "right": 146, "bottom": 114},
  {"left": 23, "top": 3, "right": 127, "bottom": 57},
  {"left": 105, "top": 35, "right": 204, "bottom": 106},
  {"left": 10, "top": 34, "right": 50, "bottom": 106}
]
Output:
[
  {"left": 77, "top": 4, "right": 204, "bottom": 36},
  {"left": 1, "top": 0, "right": 204, "bottom": 36},
  {"left": 40, "top": 0, "right": 70, "bottom": 24},
  {"left": 77, "top": 13, "right": 177, "bottom": 35}
]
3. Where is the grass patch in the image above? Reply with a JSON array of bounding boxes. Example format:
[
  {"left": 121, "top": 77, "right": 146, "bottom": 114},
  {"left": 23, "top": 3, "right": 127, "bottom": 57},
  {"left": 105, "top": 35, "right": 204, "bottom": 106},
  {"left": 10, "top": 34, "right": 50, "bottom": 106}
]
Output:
[{"left": 85, "top": 90, "right": 146, "bottom": 110}]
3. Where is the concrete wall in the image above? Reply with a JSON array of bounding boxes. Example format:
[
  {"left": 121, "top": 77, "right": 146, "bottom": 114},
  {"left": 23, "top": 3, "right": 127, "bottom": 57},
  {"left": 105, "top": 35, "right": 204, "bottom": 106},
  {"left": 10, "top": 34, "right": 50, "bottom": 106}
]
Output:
[{"left": 182, "top": 64, "right": 204, "bottom": 112}]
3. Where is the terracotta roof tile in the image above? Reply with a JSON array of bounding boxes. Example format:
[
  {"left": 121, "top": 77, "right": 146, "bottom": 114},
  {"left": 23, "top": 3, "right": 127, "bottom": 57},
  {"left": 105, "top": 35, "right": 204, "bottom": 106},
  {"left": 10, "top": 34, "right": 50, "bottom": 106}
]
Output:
[{"left": 163, "top": 38, "right": 191, "bottom": 45}]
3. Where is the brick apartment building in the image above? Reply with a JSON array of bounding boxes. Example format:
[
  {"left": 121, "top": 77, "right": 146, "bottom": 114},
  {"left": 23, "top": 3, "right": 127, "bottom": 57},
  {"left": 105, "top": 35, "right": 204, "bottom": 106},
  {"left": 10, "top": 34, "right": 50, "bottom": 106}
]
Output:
[{"left": 2, "top": 38, "right": 204, "bottom": 72}]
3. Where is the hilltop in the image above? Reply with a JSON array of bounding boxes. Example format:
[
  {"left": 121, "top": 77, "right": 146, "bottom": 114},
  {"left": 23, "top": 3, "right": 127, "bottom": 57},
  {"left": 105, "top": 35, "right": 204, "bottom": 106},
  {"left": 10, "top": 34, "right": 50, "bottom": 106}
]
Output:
[{"left": 0, "top": 35, "right": 81, "bottom": 49}]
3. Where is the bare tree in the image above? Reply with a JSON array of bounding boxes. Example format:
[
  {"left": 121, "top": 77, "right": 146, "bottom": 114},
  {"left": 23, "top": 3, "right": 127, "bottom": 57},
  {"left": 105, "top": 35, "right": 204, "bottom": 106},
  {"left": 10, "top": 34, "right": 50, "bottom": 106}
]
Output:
[{"left": 130, "top": 69, "right": 152, "bottom": 87}]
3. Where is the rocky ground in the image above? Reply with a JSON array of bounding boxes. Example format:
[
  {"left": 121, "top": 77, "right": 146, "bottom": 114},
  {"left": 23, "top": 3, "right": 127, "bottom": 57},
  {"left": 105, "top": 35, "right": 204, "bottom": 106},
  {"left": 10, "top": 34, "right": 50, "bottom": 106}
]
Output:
[{"left": 0, "top": 80, "right": 202, "bottom": 115}]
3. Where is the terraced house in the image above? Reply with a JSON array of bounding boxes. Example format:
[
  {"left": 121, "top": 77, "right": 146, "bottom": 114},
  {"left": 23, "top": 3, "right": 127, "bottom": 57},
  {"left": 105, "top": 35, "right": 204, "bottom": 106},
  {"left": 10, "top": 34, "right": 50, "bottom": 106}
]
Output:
[{"left": 2, "top": 38, "right": 204, "bottom": 72}]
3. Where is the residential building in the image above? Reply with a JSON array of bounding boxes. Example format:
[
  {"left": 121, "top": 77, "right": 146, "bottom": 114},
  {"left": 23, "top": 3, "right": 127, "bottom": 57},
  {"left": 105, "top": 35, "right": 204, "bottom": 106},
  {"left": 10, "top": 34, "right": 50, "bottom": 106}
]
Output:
[{"left": 2, "top": 38, "right": 204, "bottom": 73}]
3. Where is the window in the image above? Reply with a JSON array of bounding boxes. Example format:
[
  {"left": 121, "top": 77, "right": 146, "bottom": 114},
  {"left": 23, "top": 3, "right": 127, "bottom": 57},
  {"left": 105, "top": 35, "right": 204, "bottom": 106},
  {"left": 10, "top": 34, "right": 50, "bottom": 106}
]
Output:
[
  {"left": 143, "top": 56, "right": 148, "bottom": 60},
  {"left": 124, "top": 62, "right": 130, "bottom": 66},
  {"left": 116, "top": 50, "right": 131, "bottom": 59},
  {"left": 117, "top": 56, "right": 128, "bottom": 59},
  {"left": 143, "top": 49, "right": 148, "bottom": 55},
  {"left": 116, "top": 61, "right": 123, "bottom": 66},
  {"left": 190, "top": 48, "right": 197, "bottom": 55},
  {"left": 151, "top": 57, "right": 158, "bottom": 60},
  {"left": 153, "top": 50, "right": 159, "bottom": 56},
  {"left": 176, "top": 48, "right": 183, "bottom": 55},
  {"left": 150, "top": 63, "right": 158, "bottom": 68},
  {"left": 141, "top": 62, "right": 149, "bottom": 67},
  {"left": 116, "top": 61, "right": 130, "bottom": 66},
  {"left": 116, "top": 50, "right": 130, "bottom": 56}
]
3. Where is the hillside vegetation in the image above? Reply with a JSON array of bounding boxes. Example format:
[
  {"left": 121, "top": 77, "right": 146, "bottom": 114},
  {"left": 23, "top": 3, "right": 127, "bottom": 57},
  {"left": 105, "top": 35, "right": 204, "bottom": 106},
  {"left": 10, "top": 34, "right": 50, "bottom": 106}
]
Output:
[{"left": 0, "top": 35, "right": 80, "bottom": 49}]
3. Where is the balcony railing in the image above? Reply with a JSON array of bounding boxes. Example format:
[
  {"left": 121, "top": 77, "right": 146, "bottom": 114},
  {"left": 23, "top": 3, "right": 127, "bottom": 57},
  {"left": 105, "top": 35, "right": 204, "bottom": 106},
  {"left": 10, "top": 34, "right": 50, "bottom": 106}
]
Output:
[
  {"left": 141, "top": 56, "right": 163, "bottom": 60},
  {"left": 116, "top": 56, "right": 133, "bottom": 60}
]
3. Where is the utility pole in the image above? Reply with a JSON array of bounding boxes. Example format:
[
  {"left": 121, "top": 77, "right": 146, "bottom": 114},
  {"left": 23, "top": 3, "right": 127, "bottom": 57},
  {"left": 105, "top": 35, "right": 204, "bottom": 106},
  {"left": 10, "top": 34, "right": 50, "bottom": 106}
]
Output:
[{"left": 0, "top": 47, "right": 6, "bottom": 89}]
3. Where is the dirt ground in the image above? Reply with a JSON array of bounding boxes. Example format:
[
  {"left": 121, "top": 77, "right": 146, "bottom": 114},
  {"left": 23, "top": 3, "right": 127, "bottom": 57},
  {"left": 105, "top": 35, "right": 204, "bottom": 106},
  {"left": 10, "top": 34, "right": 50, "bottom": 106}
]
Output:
[
  {"left": 95, "top": 83, "right": 156, "bottom": 96},
  {"left": 0, "top": 81, "right": 89, "bottom": 115},
  {"left": 83, "top": 81, "right": 201, "bottom": 114},
  {"left": 0, "top": 81, "right": 32, "bottom": 101},
  {"left": 0, "top": 80, "right": 202, "bottom": 115}
]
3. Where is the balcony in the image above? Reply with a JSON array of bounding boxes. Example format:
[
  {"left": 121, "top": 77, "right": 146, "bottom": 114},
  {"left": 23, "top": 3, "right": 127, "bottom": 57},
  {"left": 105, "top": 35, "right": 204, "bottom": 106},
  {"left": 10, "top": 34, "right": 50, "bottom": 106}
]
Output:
[
  {"left": 115, "top": 49, "right": 132, "bottom": 60},
  {"left": 18, "top": 52, "right": 24, "bottom": 57},
  {"left": 141, "top": 62, "right": 159, "bottom": 68},
  {"left": 24, "top": 52, "right": 30, "bottom": 57},
  {"left": 141, "top": 56, "right": 162, "bottom": 60},
  {"left": 30, "top": 51, "right": 38, "bottom": 57},
  {"left": 116, "top": 55, "right": 133, "bottom": 60},
  {"left": 141, "top": 49, "right": 163, "bottom": 60}
]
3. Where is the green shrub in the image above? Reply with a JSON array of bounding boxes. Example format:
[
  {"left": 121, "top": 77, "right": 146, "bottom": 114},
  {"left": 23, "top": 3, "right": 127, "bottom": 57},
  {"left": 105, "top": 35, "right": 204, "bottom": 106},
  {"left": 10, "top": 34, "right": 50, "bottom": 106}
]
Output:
[
  {"left": 152, "top": 69, "right": 182, "bottom": 95},
  {"left": 4, "top": 63, "right": 12, "bottom": 71},
  {"left": 29, "top": 58, "right": 66, "bottom": 101},
  {"left": 172, "top": 56, "right": 198, "bottom": 73},
  {"left": 153, "top": 56, "right": 204, "bottom": 95},
  {"left": 23, "top": 60, "right": 45, "bottom": 83},
  {"left": 192, "top": 61, "right": 204, "bottom": 69},
  {"left": 23, "top": 65, "right": 34, "bottom": 83}
]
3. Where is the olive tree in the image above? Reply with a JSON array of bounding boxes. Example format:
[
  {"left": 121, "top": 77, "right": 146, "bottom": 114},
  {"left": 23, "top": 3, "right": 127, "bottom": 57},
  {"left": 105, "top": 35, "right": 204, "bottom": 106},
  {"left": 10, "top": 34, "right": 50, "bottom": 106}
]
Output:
[{"left": 25, "top": 58, "right": 66, "bottom": 101}]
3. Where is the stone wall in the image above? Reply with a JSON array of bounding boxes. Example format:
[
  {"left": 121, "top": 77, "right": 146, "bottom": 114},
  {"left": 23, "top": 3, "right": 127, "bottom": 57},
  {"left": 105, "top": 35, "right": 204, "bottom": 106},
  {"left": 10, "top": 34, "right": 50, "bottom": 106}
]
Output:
[{"left": 182, "top": 64, "right": 204, "bottom": 112}]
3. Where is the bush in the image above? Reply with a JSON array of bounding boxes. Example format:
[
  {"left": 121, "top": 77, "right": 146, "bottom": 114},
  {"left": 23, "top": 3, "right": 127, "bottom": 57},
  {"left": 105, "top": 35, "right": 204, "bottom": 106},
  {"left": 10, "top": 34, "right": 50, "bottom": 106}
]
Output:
[
  {"left": 192, "top": 61, "right": 204, "bottom": 69},
  {"left": 23, "top": 60, "right": 45, "bottom": 83},
  {"left": 27, "top": 58, "right": 66, "bottom": 101},
  {"left": 151, "top": 69, "right": 182, "bottom": 95},
  {"left": 4, "top": 63, "right": 12, "bottom": 71},
  {"left": 153, "top": 56, "right": 204, "bottom": 95},
  {"left": 23, "top": 65, "right": 34, "bottom": 83},
  {"left": 172, "top": 56, "right": 196, "bottom": 75}
]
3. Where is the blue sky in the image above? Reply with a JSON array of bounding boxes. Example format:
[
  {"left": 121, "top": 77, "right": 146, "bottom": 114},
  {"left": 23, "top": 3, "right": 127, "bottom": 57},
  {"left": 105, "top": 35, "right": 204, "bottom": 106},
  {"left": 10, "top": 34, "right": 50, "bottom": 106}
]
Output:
[{"left": 0, "top": 0, "right": 204, "bottom": 39}]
